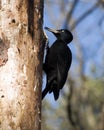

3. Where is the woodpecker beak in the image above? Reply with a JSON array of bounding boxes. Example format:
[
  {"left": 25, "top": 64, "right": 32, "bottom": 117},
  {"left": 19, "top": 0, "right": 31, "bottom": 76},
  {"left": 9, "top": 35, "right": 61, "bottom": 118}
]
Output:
[{"left": 45, "top": 27, "right": 59, "bottom": 34}]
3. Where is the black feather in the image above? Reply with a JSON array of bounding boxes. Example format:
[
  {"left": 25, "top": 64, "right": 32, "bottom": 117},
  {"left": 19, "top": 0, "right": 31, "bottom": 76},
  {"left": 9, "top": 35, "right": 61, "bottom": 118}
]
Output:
[{"left": 42, "top": 27, "right": 73, "bottom": 100}]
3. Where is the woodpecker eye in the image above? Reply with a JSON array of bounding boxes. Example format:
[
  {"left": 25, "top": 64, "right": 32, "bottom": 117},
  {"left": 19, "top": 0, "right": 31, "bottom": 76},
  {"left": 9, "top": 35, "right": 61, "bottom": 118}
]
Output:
[{"left": 61, "top": 30, "right": 64, "bottom": 32}]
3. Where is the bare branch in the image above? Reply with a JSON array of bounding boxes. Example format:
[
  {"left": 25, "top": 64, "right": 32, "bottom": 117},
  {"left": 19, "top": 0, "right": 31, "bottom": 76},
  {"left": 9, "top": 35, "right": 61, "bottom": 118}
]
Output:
[
  {"left": 64, "top": 0, "right": 102, "bottom": 30},
  {"left": 64, "top": 0, "right": 79, "bottom": 28},
  {"left": 71, "top": 1, "right": 101, "bottom": 30}
]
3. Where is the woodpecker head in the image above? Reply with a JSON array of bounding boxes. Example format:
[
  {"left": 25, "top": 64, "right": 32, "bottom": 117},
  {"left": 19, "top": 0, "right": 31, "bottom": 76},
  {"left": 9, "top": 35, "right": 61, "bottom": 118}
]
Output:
[{"left": 45, "top": 27, "right": 73, "bottom": 44}]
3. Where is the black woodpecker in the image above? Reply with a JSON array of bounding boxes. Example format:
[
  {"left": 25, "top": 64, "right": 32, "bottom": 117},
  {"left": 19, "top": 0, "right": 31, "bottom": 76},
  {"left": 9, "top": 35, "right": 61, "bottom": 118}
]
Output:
[{"left": 42, "top": 27, "right": 73, "bottom": 100}]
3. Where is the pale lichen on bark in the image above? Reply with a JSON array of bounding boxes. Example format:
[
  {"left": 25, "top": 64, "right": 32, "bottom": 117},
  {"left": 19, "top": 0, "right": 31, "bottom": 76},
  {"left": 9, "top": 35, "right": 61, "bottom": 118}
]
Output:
[{"left": 0, "top": 0, "right": 44, "bottom": 130}]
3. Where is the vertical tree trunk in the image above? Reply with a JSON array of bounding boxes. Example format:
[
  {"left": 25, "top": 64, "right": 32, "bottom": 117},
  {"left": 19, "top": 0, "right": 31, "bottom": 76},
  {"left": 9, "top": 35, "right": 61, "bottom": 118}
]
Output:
[{"left": 0, "top": 0, "right": 44, "bottom": 130}]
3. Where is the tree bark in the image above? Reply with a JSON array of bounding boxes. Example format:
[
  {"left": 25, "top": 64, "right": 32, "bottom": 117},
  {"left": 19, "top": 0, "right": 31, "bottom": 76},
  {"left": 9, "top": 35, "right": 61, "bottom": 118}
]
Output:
[{"left": 0, "top": 0, "right": 44, "bottom": 130}]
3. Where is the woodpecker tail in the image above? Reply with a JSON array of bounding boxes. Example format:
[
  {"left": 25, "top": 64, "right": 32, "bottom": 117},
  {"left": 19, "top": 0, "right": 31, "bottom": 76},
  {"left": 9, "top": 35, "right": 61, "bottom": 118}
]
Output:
[
  {"left": 42, "top": 87, "right": 49, "bottom": 100},
  {"left": 49, "top": 79, "right": 60, "bottom": 100},
  {"left": 48, "top": 81, "right": 60, "bottom": 100},
  {"left": 42, "top": 86, "right": 59, "bottom": 100},
  {"left": 53, "top": 87, "right": 59, "bottom": 100},
  {"left": 42, "top": 78, "right": 53, "bottom": 100}
]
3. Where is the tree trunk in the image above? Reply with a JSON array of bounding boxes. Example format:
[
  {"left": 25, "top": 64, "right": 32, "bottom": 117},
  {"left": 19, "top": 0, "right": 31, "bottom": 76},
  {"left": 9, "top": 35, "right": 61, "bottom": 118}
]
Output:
[{"left": 0, "top": 0, "right": 44, "bottom": 130}]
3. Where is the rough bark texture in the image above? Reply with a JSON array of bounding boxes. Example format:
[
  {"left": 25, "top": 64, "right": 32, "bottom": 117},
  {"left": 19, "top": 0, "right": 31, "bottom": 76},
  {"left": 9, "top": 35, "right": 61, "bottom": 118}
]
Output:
[{"left": 0, "top": 0, "right": 44, "bottom": 130}]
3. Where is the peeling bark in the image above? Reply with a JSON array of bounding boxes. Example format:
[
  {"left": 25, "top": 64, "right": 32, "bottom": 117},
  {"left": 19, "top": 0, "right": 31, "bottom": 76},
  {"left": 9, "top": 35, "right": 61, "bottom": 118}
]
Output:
[{"left": 0, "top": 0, "right": 44, "bottom": 130}]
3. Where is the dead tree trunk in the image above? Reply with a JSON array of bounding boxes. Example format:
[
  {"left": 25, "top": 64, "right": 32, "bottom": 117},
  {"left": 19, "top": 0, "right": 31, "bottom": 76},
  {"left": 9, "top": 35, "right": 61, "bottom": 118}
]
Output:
[{"left": 0, "top": 0, "right": 44, "bottom": 130}]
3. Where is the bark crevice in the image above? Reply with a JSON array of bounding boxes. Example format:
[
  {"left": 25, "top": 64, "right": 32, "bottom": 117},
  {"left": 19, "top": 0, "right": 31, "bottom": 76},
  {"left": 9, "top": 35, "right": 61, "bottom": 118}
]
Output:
[{"left": 0, "top": 34, "right": 10, "bottom": 66}]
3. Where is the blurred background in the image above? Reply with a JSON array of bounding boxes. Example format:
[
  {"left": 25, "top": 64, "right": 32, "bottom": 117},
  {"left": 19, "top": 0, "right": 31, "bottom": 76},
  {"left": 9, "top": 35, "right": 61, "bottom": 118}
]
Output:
[{"left": 42, "top": 0, "right": 104, "bottom": 130}]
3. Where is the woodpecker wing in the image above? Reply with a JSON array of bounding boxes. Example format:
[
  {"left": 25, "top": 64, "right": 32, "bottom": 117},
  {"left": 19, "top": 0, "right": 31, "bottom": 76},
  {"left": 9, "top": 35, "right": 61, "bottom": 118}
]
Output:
[
  {"left": 42, "top": 40, "right": 72, "bottom": 100},
  {"left": 57, "top": 43, "right": 72, "bottom": 90}
]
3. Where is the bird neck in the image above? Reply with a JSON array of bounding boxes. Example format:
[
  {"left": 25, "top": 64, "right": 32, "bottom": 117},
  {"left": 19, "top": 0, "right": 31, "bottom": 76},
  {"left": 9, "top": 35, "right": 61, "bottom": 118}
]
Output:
[{"left": 56, "top": 39, "right": 68, "bottom": 45}]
